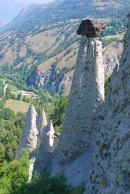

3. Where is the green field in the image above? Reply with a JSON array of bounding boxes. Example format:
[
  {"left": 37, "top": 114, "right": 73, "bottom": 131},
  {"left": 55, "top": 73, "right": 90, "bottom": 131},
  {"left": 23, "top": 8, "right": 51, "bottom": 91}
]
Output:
[{"left": 5, "top": 99, "right": 30, "bottom": 114}]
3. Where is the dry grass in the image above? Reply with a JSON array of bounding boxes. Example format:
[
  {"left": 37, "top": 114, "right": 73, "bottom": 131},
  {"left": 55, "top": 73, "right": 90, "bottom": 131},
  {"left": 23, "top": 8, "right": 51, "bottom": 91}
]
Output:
[
  {"left": 38, "top": 42, "right": 78, "bottom": 71},
  {"left": 25, "top": 27, "right": 58, "bottom": 53},
  {"left": 5, "top": 99, "right": 30, "bottom": 114}
]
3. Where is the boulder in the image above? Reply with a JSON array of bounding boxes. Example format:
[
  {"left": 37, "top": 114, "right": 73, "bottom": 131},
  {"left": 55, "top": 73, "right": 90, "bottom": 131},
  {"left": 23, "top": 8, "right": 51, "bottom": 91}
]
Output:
[{"left": 77, "top": 19, "right": 105, "bottom": 37}]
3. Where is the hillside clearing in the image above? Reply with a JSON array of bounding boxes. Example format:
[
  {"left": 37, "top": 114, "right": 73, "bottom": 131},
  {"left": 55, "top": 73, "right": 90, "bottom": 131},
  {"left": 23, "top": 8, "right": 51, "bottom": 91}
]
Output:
[{"left": 5, "top": 99, "right": 30, "bottom": 113}]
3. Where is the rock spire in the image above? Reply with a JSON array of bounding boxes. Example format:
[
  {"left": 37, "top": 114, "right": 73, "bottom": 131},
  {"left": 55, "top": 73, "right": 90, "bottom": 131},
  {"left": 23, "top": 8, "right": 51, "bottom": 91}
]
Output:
[
  {"left": 15, "top": 105, "right": 39, "bottom": 160},
  {"left": 41, "top": 120, "right": 56, "bottom": 152},
  {"left": 56, "top": 19, "right": 105, "bottom": 164},
  {"left": 34, "top": 120, "right": 58, "bottom": 172},
  {"left": 47, "top": 121, "right": 55, "bottom": 148},
  {"left": 38, "top": 107, "right": 48, "bottom": 136}
]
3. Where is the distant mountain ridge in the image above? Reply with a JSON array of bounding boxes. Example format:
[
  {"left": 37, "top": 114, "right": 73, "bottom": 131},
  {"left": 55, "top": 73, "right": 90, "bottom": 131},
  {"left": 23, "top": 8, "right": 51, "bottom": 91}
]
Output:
[{"left": 1, "top": 0, "right": 130, "bottom": 32}]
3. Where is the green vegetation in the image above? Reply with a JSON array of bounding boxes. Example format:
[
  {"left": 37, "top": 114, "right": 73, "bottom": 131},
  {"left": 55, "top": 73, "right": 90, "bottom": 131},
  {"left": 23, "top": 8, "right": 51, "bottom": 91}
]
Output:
[
  {"left": 17, "top": 172, "right": 85, "bottom": 194},
  {"left": 104, "top": 77, "right": 111, "bottom": 93},
  {"left": 0, "top": 96, "right": 82, "bottom": 194},
  {"left": 0, "top": 109, "right": 25, "bottom": 161},
  {"left": 0, "top": 78, "right": 72, "bottom": 194},
  {"left": 0, "top": 77, "right": 68, "bottom": 133},
  {"left": 0, "top": 163, "right": 84, "bottom": 194},
  {"left": 31, "top": 89, "right": 68, "bottom": 133},
  {"left": 0, "top": 89, "right": 29, "bottom": 194},
  {"left": 0, "top": 149, "right": 30, "bottom": 194}
]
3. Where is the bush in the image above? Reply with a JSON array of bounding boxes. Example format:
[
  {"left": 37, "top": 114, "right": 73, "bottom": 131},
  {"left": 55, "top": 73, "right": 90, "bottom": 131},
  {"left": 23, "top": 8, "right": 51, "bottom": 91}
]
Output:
[
  {"left": 19, "top": 172, "right": 85, "bottom": 194},
  {"left": 0, "top": 108, "right": 15, "bottom": 120},
  {"left": 104, "top": 77, "right": 111, "bottom": 93},
  {"left": 0, "top": 101, "right": 5, "bottom": 109}
]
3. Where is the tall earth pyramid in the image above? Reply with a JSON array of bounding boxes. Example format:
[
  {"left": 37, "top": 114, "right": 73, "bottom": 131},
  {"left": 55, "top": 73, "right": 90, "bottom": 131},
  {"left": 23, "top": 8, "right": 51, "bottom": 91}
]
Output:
[{"left": 56, "top": 20, "right": 105, "bottom": 164}]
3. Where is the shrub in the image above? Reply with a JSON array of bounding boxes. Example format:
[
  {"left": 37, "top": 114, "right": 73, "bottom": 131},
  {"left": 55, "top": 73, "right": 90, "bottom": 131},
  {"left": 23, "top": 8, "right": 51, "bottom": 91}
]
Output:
[{"left": 20, "top": 172, "right": 85, "bottom": 194}]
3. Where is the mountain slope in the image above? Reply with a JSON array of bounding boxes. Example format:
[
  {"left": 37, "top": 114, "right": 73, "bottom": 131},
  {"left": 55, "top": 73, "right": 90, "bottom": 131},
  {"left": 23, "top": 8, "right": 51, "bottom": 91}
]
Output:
[
  {"left": 0, "top": 0, "right": 129, "bottom": 94},
  {"left": 1, "top": 0, "right": 130, "bottom": 32}
]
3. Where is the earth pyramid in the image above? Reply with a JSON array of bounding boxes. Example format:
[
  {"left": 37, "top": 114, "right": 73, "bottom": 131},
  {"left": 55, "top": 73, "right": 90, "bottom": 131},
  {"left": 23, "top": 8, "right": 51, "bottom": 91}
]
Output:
[
  {"left": 15, "top": 105, "right": 39, "bottom": 160},
  {"left": 56, "top": 19, "right": 105, "bottom": 164}
]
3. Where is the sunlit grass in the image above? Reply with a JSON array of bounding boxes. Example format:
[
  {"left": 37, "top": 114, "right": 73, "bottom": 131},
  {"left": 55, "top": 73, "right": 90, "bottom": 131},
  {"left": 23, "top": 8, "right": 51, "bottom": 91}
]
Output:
[{"left": 5, "top": 99, "right": 30, "bottom": 114}]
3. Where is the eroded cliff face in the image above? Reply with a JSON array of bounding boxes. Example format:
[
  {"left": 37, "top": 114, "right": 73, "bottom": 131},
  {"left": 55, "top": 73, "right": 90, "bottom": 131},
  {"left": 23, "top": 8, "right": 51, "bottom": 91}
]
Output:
[
  {"left": 27, "top": 66, "right": 71, "bottom": 95},
  {"left": 85, "top": 13, "right": 130, "bottom": 194},
  {"left": 103, "top": 41, "right": 123, "bottom": 79}
]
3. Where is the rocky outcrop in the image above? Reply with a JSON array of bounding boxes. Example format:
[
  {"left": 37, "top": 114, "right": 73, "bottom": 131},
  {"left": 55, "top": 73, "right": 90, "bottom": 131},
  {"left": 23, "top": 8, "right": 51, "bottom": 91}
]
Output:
[
  {"left": 103, "top": 41, "right": 123, "bottom": 79},
  {"left": 15, "top": 105, "right": 39, "bottom": 160},
  {"left": 41, "top": 120, "right": 56, "bottom": 153},
  {"left": 28, "top": 157, "right": 35, "bottom": 182},
  {"left": 46, "top": 121, "right": 56, "bottom": 150},
  {"left": 27, "top": 66, "right": 70, "bottom": 95},
  {"left": 85, "top": 13, "right": 130, "bottom": 194},
  {"left": 34, "top": 120, "right": 59, "bottom": 172}
]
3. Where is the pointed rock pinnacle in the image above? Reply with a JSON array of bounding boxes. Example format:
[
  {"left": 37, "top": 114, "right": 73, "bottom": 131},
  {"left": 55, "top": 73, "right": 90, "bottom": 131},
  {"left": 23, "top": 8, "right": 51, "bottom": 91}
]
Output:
[
  {"left": 38, "top": 107, "right": 48, "bottom": 136},
  {"left": 15, "top": 105, "right": 39, "bottom": 160}
]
